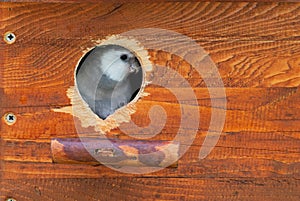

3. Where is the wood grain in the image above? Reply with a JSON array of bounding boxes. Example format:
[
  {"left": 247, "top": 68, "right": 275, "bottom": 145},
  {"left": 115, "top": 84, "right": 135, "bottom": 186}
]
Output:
[
  {"left": 1, "top": 130, "right": 300, "bottom": 179},
  {"left": 1, "top": 88, "right": 299, "bottom": 139},
  {"left": 4, "top": 0, "right": 300, "bottom": 2},
  {"left": 1, "top": 1, "right": 300, "bottom": 201},
  {"left": 1, "top": 42, "right": 300, "bottom": 88},
  {"left": 1, "top": 178, "right": 300, "bottom": 201},
  {"left": 0, "top": 2, "right": 300, "bottom": 88}
]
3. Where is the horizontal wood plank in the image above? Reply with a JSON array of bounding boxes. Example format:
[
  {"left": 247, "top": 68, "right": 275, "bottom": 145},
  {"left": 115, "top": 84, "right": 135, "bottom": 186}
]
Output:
[
  {"left": 1, "top": 87, "right": 299, "bottom": 109},
  {"left": 4, "top": 0, "right": 300, "bottom": 3},
  {"left": 1, "top": 2, "right": 300, "bottom": 88},
  {"left": 1, "top": 177, "right": 300, "bottom": 201},
  {"left": 1, "top": 2, "right": 299, "bottom": 41},
  {"left": 1, "top": 41, "right": 300, "bottom": 88},
  {"left": 1, "top": 88, "right": 299, "bottom": 139},
  {"left": 1, "top": 129, "right": 300, "bottom": 179}
]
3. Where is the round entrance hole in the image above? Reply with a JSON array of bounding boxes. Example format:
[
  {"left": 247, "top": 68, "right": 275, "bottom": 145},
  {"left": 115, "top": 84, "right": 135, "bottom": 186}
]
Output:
[{"left": 75, "top": 44, "right": 143, "bottom": 120}]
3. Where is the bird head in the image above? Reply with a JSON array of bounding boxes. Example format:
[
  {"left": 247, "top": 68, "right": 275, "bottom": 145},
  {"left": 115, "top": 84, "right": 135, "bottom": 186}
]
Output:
[{"left": 99, "top": 45, "right": 141, "bottom": 82}]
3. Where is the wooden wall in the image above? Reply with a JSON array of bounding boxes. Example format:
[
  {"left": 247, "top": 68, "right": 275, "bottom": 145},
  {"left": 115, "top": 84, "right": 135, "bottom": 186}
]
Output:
[{"left": 1, "top": 1, "right": 300, "bottom": 200}]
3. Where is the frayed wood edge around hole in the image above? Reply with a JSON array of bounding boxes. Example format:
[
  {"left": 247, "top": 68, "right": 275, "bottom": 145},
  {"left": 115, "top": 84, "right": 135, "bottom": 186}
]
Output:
[{"left": 52, "top": 34, "right": 153, "bottom": 134}]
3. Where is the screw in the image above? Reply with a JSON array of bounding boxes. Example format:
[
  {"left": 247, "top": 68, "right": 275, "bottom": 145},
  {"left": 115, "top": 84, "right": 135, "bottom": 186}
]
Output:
[
  {"left": 6, "top": 198, "right": 17, "bottom": 201},
  {"left": 4, "top": 113, "right": 17, "bottom": 125},
  {"left": 4, "top": 32, "right": 16, "bottom": 44}
]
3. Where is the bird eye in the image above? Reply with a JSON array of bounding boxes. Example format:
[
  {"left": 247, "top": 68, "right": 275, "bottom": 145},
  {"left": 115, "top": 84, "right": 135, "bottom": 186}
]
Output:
[{"left": 120, "top": 54, "right": 128, "bottom": 61}]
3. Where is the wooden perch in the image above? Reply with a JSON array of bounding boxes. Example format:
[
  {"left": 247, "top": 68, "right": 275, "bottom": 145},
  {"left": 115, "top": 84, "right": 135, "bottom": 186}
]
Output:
[{"left": 51, "top": 138, "right": 179, "bottom": 167}]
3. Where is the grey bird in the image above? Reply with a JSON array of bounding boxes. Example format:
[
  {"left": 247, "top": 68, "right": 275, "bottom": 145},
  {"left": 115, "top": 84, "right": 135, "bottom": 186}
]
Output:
[{"left": 76, "top": 45, "right": 141, "bottom": 119}]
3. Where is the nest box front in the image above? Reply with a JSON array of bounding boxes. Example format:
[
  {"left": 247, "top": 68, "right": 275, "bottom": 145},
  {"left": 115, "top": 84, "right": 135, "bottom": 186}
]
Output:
[{"left": 1, "top": 1, "right": 300, "bottom": 200}]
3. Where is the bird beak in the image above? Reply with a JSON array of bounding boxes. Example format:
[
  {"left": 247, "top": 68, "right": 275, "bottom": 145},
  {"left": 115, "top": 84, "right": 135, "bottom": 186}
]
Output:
[
  {"left": 129, "top": 65, "right": 139, "bottom": 73},
  {"left": 128, "top": 57, "right": 140, "bottom": 73}
]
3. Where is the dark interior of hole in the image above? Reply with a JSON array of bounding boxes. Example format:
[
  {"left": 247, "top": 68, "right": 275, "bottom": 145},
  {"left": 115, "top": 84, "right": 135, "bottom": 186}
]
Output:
[
  {"left": 76, "top": 45, "right": 143, "bottom": 120},
  {"left": 129, "top": 58, "right": 143, "bottom": 101}
]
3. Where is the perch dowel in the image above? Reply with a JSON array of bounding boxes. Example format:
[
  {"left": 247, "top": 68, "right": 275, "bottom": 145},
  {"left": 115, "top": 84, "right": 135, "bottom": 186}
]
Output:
[{"left": 51, "top": 138, "right": 179, "bottom": 168}]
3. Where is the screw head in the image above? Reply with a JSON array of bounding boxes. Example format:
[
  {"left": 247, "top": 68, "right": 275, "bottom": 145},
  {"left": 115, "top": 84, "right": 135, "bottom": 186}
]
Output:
[
  {"left": 4, "top": 113, "right": 17, "bottom": 125},
  {"left": 4, "top": 32, "right": 16, "bottom": 44},
  {"left": 6, "top": 198, "right": 17, "bottom": 201}
]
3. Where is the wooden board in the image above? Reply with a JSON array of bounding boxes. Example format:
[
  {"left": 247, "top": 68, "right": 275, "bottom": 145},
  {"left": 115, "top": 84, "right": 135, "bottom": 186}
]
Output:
[
  {"left": 1, "top": 1, "right": 300, "bottom": 201},
  {"left": 1, "top": 178, "right": 300, "bottom": 201}
]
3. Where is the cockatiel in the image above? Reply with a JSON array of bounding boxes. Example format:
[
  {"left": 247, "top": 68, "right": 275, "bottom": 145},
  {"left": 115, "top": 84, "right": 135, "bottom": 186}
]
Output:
[{"left": 76, "top": 45, "right": 141, "bottom": 119}]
